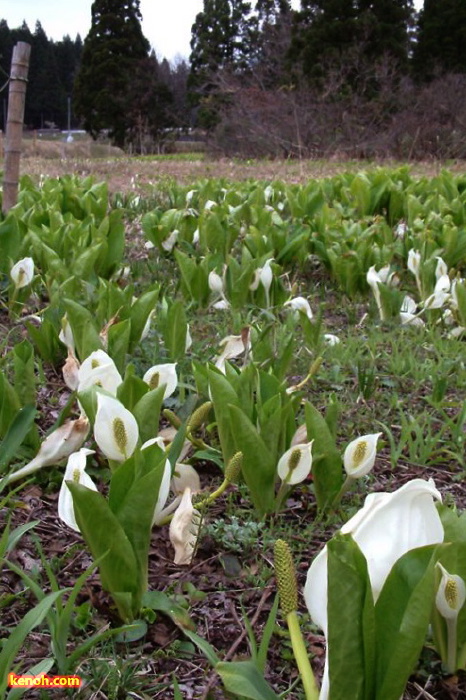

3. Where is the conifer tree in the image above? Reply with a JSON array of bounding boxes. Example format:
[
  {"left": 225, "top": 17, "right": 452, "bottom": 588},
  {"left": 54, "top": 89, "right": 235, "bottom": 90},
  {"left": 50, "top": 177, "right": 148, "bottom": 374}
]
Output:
[
  {"left": 73, "top": 0, "right": 150, "bottom": 147},
  {"left": 412, "top": 0, "right": 466, "bottom": 79}
]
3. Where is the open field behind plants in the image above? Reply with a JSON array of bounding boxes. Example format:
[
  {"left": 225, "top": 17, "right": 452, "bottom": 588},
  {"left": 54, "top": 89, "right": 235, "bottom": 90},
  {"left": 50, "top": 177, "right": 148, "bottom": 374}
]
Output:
[{"left": 1, "top": 156, "right": 466, "bottom": 699}]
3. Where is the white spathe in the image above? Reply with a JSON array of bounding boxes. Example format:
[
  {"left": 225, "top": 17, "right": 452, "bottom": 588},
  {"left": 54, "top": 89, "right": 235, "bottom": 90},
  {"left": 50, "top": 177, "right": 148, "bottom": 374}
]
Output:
[
  {"left": 169, "top": 487, "right": 201, "bottom": 565},
  {"left": 141, "top": 437, "right": 172, "bottom": 526},
  {"left": 77, "top": 350, "right": 123, "bottom": 395},
  {"left": 10, "top": 257, "right": 34, "bottom": 289},
  {"left": 94, "top": 394, "right": 139, "bottom": 462},
  {"left": 7, "top": 417, "right": 90, "bottom": 484},
  {"left": 304, "top": 479, "right": 444, "bottom": 700},
  {"left": 58, "top": 448, "right": 97, "bottom": 531},
  {"left": 143, "top": 363, "right": 178, "bottom": 400},
  {"left": 343, "top": 432, "right": 382, "bottom": 479},
  {"left": 277, "top": 441, "right": 314, "bottom": 485}
]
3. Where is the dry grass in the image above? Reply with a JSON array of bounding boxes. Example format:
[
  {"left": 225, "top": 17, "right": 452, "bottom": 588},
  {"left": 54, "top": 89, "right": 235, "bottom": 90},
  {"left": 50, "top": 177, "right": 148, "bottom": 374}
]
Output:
[{"left": 2, "top": 133, "right": 465, "bottom": 196}]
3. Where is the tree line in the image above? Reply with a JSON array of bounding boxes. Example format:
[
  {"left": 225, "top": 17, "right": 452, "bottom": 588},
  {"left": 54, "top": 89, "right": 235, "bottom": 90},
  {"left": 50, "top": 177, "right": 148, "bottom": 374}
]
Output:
[{"left": 1, "top": 0, "right": 466, "bottom": 158}]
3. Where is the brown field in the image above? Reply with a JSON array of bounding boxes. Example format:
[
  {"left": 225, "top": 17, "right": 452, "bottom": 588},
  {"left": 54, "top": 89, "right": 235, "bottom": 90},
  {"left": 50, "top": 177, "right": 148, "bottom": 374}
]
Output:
[{"left": 2, "top": 135, "right": 466, "bottom": 195}]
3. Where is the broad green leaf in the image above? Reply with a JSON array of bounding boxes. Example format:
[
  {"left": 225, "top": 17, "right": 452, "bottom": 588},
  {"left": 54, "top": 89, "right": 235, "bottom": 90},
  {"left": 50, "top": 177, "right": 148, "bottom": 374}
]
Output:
[
  {"left": 12, "top": 341, "right": 36, "bottom": 407},
  {"left": 208, "top": 368, "right": 241, "bottom": 464},
  {"left": 0, "top": 215, "right": 20, "bottom": 273},
  {"left": 216, "top": 660, "right": 280, "bottom": 700},
  {"left": 67, "top": 483, "right": 140, "bottom": 621},
  {"left": 327, "top": 534, "right": 375, "bottom": 700},
  {"left": 133, "top": 385, "right": 165, "bottom": 443},
  {"left": 305, "top": 402, "right": 343, "bottom": 509},
  {"left": 229, "top": 404, "right": 276, "bottom": 515},
  {"left": 117, "top": 369, "right": 148, "bottom": 412},
  {"left": 142, "top": 591, "right": 195, "bottom": 632},
  {"left": 129, "top": 288, "right": 159, "bottom": 351},
  {"left": 0, "top": 371, "right": 21, "bottom": 437},
  {"left": 0, "top": 405, "right": 36, "bottom": 471},
  {"left": 63, "top": 298, "right": 102, "bottom": 361},
  {"left": 107, "top": 319, "right": 131, "bottom": 374},
  {"left": 164, "top": 300, "right": 188, "bottom": 362},
  {"left": 374, "top": 545, "right": 439, "bottom": 700}
]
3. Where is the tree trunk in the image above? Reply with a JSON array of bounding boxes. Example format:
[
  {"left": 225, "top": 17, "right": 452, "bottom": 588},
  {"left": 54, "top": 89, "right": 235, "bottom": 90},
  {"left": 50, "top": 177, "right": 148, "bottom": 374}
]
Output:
[{"left": 2, "top": 42, "right": 31, "bottom": 214}]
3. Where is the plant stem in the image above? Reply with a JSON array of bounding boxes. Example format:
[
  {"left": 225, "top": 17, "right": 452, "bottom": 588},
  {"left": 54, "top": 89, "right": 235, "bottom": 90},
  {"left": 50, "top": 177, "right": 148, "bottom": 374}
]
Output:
[
  {"left": 447, "top": 617, "right": 457, "bottom": 674},
  {"left": 286, "top": 610, "right": 320, "bottom": 700}
]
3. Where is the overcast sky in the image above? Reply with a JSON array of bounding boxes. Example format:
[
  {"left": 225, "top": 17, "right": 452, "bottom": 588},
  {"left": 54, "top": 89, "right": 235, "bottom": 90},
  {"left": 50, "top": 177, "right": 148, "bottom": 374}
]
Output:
[{"left": 2, "top": 0, "right": 423, "bottom": 63}]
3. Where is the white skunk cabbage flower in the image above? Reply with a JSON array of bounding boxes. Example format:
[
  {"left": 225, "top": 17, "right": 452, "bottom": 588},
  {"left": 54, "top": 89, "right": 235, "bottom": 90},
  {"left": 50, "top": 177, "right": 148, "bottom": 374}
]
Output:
[
  {"left": 400, "top": 296, "right": 424, "bottom": 326},
  {"left": 290, "top": 424, "right": 308, "bottom": 447},
  {"left": 162, "top": 229, "right": 179, "bottom": 252},
  {"left": 78, "top": 350, "right": 123, "bottom": 395},
  {"left": 407, "top": 249, "right": 422, "bottom": 295},
  {"left": 407, "top": 249, "right": 421, "bottom": 277},
  {"left": 7, "top": 417, "right": 90, "bottom": 484},
  {"left": 366, "top": 266, "right": 385, "bottom": 321},
  {"left": 277, "top": 441, "right": 314, "bottom": 485},
  {"left": 214, "top": 330, "right": 250, "bottom": 373},
  {"left": 62, "top": 349, "right": 80, "bottom": 391},
  {"left": 185, "top": 324, "right": 193, "bottom": 352},
  {"left": 323, "top": 333, "right": 340, "bottom": 346},
  {"left": 343, "top": 432, "right": 381, "bottom": 479},
  {"left": 169, "top": 487, "right": 201, "bottom": 565},
  {"left": 59, "top": 448, "right": 96, "bottom": 531},
  {"left": 10, "top": 257, "right": 34, "bottom": 289},
  {"left": 260, "top": 258, "right": 274, "bottom": 307},
  {"left": 284, "top": 296, "right": 313, "bottom": 320},
  {"left": 423, "top": 275, "right": 451, "bottom": 310},
  {"left": 143, "top": 363, "right": 178, "bottom": 400},
  {"left": 94, "top": 394, "right": 139, "bottom": 462},
  {"left": 304, "top": 479, "right": 444, "bottom": 700},
  {"left": 59, "top": 314, "right": 75, "bottom": 353},
  {"left": 436, "top": 257, "right": 449, "bottom": 280},
  {"left": 208, "top": 270, "right": 224, "bottom": 295},
  {"left": 141, "top": 437, "right": 172, "bottom": 526},
  {"left": 212, "top": 299, "right": 230, "bottom": 310},
  {"left": 436, "top": 563, "right": 466, "bottom": 621},
  {"left": 171, "top": 463, "right": 201, "bottom": 495}
]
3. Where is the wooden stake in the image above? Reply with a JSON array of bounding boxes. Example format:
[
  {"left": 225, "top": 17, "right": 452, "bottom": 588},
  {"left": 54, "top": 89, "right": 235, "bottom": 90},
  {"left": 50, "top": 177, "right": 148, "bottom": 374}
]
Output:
[{"left": 2, "top": 42, "right": 31, "bottom": 214}]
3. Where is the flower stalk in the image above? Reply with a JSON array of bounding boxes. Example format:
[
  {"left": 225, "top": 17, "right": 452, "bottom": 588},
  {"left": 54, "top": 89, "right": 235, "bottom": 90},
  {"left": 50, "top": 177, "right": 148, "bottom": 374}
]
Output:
[{"left": 274, "top": 540, "right": 319, "bottom": 700}]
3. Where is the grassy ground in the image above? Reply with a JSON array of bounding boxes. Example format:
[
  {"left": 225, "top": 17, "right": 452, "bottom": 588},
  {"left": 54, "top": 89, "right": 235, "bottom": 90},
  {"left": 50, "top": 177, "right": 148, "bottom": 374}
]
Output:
[{"left": 1, "top": 154, "right": 466, "bottom": 699}]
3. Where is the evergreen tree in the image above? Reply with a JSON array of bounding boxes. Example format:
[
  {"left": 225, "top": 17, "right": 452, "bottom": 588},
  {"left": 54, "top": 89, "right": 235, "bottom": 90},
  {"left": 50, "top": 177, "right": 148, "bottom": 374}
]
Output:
[
  {"left": 73, "top": 0, "right": 150, "bottom": 147},
  {"left": 290, "top": 0, "right": 413, "bottom": 87},
  {"left": 412, "top": 0, "right": 466, "bottom": 79},
  {"left": 252, "top": 0, "right": 295, "bottom": 87},
  {"left": 27, "top": 22, "right": 64, "bottom": 128}
]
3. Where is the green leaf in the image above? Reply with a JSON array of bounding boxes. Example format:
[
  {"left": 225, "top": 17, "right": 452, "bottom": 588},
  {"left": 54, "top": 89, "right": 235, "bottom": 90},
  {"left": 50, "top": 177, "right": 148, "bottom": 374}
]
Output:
[
  {"left": 374, "top": 545, "right": 439, "bottom": 700},
  {"left": 305, "top": 402, "right": 343, "bottom": 510},
  {"left": 67, "top": 483, "right": 140, "bottom": 621},
  {"left": 63, "top": 298, "right": 102, "bottom": 361},
  {"left": 0, "top": 214, "right": 20, "bottom": 273},
  {"left": 164, "top": 300, "right": 188, "bottom": 362},
  {"left": 133, "top": 385, "right": 165, "bottom": 443},
  {"left": 0, "top": 405, "right": 36, "bottom": 471},
  {"left": 327, "top": 534, "right": 375, "bottom": 700},
  {"left": 12, "top": 341, "right": 36, "bottom": 407},
  {"left": 117, "top": 370, "right": 148, "bottom": 412},
  {"left": 107, "top": 319, "right": 131, "bottom": 374},
  {"left": 142, "top": 591, "right": 195, "bottom": 632},
  {"left": 6, "top": 659, "right": 55, "bottom": 700},
  {"left": 229, "top": 404, "right": 276, "bottom": 515},
  {"left": 129, "top": 288, "right": 159, "bottom": 351},
  {"left": 216, "top": 660, "right": 280, "bottom": 700},
  {"left": 208, "top": 368, "right": 241, "bottom": 464},
  {"left": 0, "top": 590, "right": 66, "bottom": 695}
]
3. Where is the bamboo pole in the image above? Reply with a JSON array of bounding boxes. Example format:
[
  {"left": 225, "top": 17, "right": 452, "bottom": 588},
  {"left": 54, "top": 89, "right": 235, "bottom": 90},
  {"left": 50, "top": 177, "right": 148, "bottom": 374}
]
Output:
[{"left": 2, "top": 42, "right": 31, "bottom": 214}]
